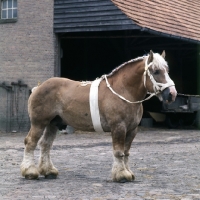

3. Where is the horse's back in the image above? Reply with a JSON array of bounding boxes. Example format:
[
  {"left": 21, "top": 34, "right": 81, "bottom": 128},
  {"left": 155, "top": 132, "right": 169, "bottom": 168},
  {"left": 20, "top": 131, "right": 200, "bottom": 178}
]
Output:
[
  {"left": 35, "top": 77, "right": 79, "bottom": 91},
  {"left": 30, "top": 77, "right": 81, "bottom": 98}
]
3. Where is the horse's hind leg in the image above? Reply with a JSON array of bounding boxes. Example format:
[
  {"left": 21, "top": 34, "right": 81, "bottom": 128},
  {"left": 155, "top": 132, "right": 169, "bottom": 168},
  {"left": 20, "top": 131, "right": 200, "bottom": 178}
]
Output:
[
  {"left": 38, "top": 124, "right": 58, "bottom": 179},
  {"left": 20, "top": 125, "right": 45, "bottom": 179},
  {"left": 111, "top": 126, "right": 133, "bottom": 182}
]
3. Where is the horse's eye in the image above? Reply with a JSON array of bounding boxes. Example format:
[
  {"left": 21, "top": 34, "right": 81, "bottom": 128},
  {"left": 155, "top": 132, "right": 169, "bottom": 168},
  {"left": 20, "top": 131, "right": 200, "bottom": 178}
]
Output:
[{"left": 154, "top": 70, "right": 160, "bottom": 75}]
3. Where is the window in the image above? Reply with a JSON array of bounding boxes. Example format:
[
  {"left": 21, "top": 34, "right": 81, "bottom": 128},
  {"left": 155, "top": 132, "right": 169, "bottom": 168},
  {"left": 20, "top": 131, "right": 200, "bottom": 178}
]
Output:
[{"left": 1, "top": 0, "right": 17, "bottom": 19}]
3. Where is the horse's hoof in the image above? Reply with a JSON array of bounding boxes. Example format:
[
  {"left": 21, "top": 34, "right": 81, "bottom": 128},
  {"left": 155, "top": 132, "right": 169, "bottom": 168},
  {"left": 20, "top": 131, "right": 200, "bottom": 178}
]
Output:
[
  {"left": 118, "top": 178, "right": 133, "bottom": 183},
  {"left": 112, "top": 168, "right": 134, "bottom": 183},
  {"left": 25, "top": 174, "right": 39, "bottom": 180},
  {"left": 45, "top": 174, "right": 58, "bottom": 179},
  {"left": 119, "top": 178, "right": 128, "bottom": 183}
]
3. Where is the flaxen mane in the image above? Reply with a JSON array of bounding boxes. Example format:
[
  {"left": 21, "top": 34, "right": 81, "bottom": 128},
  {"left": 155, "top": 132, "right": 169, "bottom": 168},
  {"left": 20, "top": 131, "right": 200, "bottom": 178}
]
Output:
[
  {"left": 81, "top": 56, "right": 145, "bottom": 85},
  {"left": 107, "top": 53, "right": 168, "bottom": 78},
  {"left": 106, "top": 56, "right": 145, "bottom": 77}
]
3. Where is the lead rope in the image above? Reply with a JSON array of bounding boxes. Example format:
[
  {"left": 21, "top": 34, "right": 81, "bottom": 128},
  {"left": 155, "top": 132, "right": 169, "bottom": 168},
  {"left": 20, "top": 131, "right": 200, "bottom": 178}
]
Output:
[
  {"left": 102, "top": 57, "right": 156, "bottom": 104},
  {"left": 103, "top": 75, "right": 155, "bottom": 104}
]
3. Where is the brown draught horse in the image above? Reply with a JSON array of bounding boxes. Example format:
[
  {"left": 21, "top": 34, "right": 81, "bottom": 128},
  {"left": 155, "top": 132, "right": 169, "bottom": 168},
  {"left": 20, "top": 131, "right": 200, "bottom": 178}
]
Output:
[{"left": 21, "top": 50, "right": 177, "bottom": 182}]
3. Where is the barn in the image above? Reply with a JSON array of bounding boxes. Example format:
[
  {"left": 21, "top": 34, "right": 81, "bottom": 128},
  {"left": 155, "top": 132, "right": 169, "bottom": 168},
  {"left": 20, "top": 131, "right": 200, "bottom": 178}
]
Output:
[{"left": 0, "top": 0, "right": 200, "bottom": 132}]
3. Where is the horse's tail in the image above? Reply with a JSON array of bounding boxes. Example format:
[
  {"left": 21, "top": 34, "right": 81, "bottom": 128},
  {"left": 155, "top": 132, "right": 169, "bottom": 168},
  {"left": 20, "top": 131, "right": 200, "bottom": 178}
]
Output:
[
  {"left": 31, "top": 81, "right": 41, "bottom": 93},
  {"left": 31, "top": 86, "right": 38, "bottom": 93}
]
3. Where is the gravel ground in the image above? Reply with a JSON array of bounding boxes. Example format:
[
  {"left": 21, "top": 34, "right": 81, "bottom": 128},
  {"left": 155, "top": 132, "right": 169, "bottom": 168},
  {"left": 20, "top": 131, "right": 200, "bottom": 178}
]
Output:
[{"left": 0, "top": 127, "right": 200, "bottom": 200}]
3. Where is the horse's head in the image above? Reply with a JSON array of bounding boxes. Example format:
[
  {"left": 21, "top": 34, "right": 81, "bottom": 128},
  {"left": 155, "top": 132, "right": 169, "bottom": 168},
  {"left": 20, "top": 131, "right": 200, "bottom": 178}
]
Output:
[{"left": 144, "top": 50, "right": 177, "bottom": 104}]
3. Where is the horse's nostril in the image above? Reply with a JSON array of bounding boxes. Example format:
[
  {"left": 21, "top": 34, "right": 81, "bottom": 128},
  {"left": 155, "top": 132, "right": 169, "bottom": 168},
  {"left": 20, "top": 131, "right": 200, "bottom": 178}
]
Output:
[{"left": 168, "top": 93, "right": 172, "bottom": 102}]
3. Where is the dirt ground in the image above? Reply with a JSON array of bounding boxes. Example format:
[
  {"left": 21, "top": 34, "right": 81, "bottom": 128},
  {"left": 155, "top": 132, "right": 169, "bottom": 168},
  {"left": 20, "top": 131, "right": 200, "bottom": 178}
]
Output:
[{"left": 0, "top": 127, "right": 200, "bottom": 200}]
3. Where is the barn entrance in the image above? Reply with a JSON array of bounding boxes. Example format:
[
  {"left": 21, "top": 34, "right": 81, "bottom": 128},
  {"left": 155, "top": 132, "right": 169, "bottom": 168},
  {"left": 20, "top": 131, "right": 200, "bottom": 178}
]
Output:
[
  {"left": 60, "top": 31, "right": 198, "bottom": 93},
  {"left": 54, "top": 0, "right": 200, "bottom": 129},
  {"left": 59, "top": 30, "right": 199, "bottom": 127},
  {"left": 60, "top": 31, "right": 140, "bottom": 81}
]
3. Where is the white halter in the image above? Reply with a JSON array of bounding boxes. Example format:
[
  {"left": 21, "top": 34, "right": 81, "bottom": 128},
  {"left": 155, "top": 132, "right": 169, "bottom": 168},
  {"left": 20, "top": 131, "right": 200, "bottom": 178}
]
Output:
[
  {"left": 103, "top": 55, "right": 175, "bottom": 104},
  {"left": 143, "top": 57, "right": 175, "bottom": 95}
]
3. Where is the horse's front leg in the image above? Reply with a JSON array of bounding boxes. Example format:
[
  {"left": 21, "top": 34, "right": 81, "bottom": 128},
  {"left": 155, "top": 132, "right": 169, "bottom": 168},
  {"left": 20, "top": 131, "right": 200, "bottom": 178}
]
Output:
[
  {"left": 124, "top": 127, "right": 138, "bottom": 180},
  {"left": 111, "top": 126, "right": 134, "bottom": 182}
]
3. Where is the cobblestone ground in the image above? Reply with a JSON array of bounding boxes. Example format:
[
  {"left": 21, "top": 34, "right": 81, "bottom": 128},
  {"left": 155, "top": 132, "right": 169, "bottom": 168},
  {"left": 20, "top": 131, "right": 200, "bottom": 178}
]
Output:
[{"left": 0, "top": 127, "right": 200, "bottom": 200}]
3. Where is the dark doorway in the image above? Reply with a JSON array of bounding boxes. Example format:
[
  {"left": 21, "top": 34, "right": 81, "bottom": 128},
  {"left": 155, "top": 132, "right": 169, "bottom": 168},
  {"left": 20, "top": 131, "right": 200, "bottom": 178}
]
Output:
[
  {"left": 60, "top": 31, "right": 198, "bottom": 93},
  {"left": 60, "top": 31, "right": 148, "bottom": 81},
  {"left": 60, "top": 31, "right": 199, "bottom": 113}
]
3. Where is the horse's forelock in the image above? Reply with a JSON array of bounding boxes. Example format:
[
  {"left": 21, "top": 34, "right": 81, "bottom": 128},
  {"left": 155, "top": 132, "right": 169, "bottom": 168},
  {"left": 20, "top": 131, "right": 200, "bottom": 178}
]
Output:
[{"left": 152, "top": 53, "right": 168, "bottom": 70}]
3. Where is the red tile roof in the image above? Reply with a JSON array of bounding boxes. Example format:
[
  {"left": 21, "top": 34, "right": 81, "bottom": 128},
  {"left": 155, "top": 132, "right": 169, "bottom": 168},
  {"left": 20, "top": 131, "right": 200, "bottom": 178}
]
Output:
[{"left": 112, "top": 0, "right": 200, "bottom": 43}]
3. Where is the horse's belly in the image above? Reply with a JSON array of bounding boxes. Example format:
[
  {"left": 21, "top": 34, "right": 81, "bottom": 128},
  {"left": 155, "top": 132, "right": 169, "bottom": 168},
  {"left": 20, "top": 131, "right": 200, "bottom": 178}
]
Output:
[{"left": 60, "top": 104, "right": 95, "bottom": 131}]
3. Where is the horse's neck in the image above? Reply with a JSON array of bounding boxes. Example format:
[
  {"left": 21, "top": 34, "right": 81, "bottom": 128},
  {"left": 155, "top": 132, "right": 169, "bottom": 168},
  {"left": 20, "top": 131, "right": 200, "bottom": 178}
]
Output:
[{"left": 110, "top": 60, "right": 147, "bottom": 100}]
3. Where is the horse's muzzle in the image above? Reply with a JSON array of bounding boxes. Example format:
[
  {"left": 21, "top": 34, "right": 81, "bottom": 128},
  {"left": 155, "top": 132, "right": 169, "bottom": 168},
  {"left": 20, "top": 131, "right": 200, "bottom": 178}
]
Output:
[{"left": 162, "top": 86, "right": 177, "bottom": 104}]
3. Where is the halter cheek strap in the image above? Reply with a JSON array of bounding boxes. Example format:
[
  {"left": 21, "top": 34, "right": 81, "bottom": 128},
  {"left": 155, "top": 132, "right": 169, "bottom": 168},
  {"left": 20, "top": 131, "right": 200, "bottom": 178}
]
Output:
[{"left": 143, "top": 58, "right": 152, "bottom": 90}]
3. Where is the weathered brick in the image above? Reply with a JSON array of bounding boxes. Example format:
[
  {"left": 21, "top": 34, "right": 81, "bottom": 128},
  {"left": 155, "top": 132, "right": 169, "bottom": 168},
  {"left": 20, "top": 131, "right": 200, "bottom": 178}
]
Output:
[
  {"left": 0, "top": 0, "right": 55, "bottom": 87},
  {"left": 0, "top": 0, "right": 56, "bottom": 132}
]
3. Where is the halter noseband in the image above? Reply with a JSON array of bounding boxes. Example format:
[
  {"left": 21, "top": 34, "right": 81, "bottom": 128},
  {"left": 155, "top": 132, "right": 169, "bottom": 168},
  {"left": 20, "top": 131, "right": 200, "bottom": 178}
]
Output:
[{"left": 103, "top": 55, "right": 175, "bottom": 104}]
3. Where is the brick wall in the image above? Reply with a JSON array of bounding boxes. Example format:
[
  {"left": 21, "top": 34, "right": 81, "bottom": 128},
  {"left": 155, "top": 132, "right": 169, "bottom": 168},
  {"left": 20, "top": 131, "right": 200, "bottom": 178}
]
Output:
[
  {"left": 0, "top": 0, "right": 57, "bottom": 132},
  {"left": 0, "top": 0, "right": 56, "bottom": 88}
]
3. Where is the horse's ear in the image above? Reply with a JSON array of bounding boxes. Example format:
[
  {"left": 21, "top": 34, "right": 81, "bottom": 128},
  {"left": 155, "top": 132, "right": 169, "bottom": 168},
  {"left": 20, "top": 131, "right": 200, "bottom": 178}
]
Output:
[
  {"left": 161, "top": 50, "right": 166, "bottom": 59},
  {"left": 148, "top": 50, "right": 154, "bottom": 64}
]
